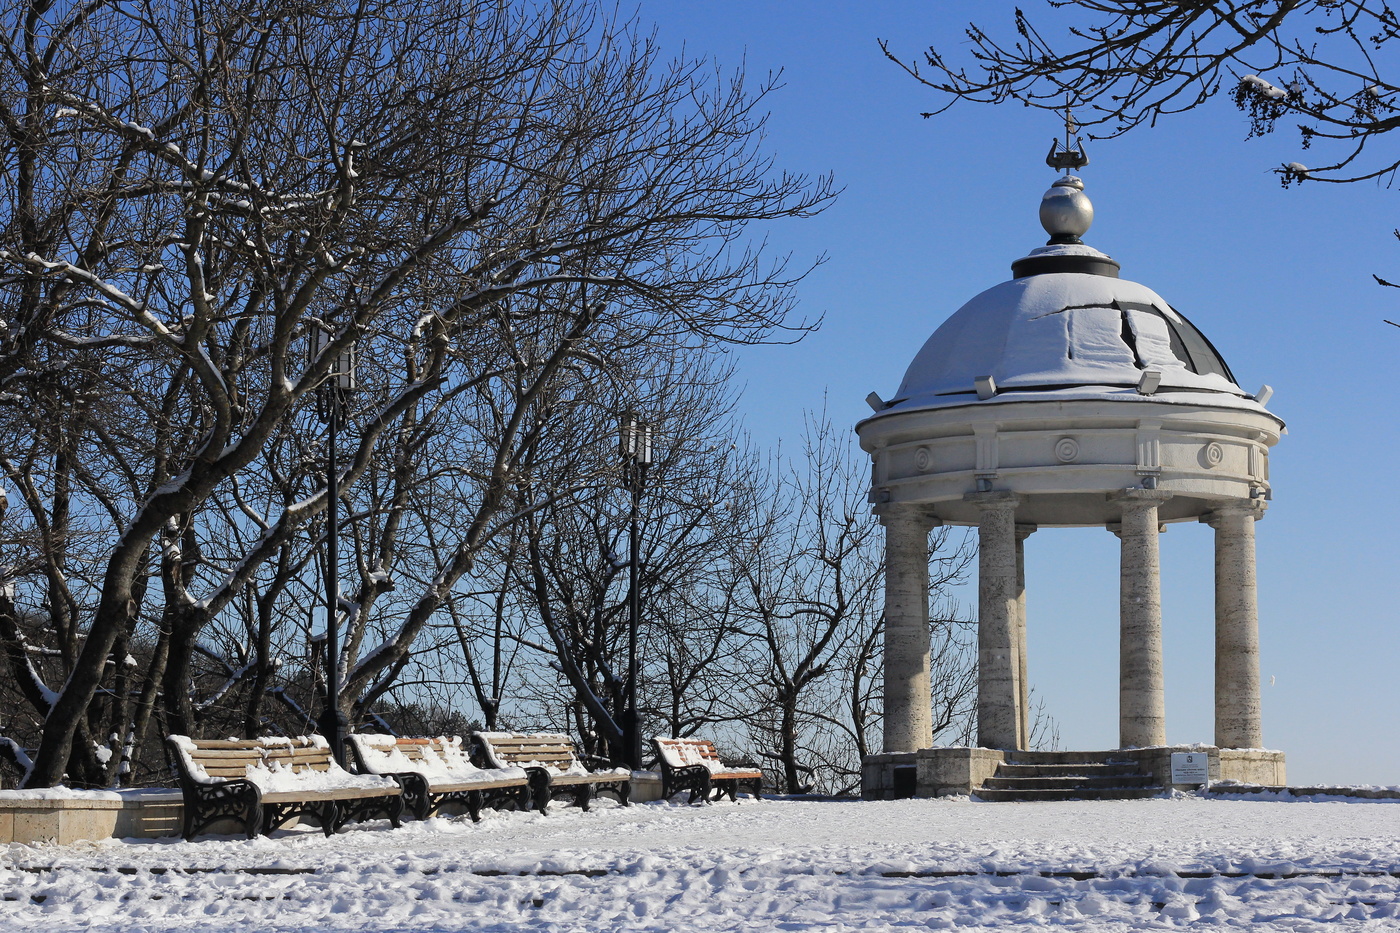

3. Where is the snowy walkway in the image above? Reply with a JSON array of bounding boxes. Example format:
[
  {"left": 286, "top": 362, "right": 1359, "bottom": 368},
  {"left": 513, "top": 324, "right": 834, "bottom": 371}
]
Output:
[{"left": 4, "top": 793, "right": 1400, "bottom": 931}]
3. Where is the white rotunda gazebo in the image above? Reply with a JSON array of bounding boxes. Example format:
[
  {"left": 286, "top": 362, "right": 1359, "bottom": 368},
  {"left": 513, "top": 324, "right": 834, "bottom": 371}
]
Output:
[{"left": 858, "top": 154, "right": 1287, "bottom": 799}]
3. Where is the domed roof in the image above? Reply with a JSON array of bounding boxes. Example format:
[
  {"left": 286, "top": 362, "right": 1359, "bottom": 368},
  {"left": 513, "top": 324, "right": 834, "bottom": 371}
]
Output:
[{"left": 876, "top": 174, "right": 1272, "bottom": 418}]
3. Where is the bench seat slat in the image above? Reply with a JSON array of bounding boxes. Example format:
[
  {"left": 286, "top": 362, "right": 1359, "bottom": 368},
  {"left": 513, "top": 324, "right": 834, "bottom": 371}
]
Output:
[
  {"left": 546, "top": 772, "right": 627, "bottom": 787},
  {"left": 188, "top": 738, "right": 323, "bottom": 750},
  {"left": 190, "top": 748, "right": 282, "bottom": 760},
  {"left": 258, "top": 785, "right": 400, "bottom": 803},
  {"left": 425, "top": 776, "right": 529, "bottom": 793}
]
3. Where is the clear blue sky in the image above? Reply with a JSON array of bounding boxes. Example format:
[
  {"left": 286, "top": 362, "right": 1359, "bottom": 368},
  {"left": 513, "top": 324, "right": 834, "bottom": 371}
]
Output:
[{"left": 637, "top": 1, "right": 1400, "bottom": 785}]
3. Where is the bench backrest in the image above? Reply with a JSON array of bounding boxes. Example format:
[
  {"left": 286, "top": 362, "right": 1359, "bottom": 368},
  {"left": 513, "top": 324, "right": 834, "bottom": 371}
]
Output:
[
  {"left": 474, "top": 732, "right": 581, "bottom": 772},
  {"left": 350, "top": 734, "right": 481, "bottom": 779},
  {"left": 653, "top": 737, "right": 726, "bottom": 772},
  {"left": 169, "top": 736, "right": 334, "bottom": 784}
]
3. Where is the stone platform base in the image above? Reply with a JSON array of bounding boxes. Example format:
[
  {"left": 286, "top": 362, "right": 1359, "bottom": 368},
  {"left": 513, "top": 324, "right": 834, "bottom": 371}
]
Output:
[
  {"left": 0, "top": 789, "right": 183, "bottom": 845},
  {"left": 862, "top": 746, "right": 1286, "bottom": 799}
]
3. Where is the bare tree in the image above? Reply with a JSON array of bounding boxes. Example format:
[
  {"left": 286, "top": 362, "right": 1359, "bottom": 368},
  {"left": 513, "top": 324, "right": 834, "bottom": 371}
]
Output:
[
  {"left": 0, "top": 0, "right": 833, "bottom": 786},
  {"left": 734, "top": 415, "right": 882, "bottom": 793},
  {"left": 884, "top": 2, "right": 1400, "bottom": 186},
  {"left": 673, "top": 407, "right": 983, "bottom": 796},
  {"left": 480, "top": 350, "right": 749, "bottom": 763},
  {"left": 720, "top": 412, "right": 972, "bottom": 794}
]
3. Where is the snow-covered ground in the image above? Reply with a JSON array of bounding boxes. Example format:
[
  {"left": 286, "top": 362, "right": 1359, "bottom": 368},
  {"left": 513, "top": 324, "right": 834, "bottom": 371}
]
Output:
[{"left": 4, "top": 793, "right": 1400, "bottom": 931}]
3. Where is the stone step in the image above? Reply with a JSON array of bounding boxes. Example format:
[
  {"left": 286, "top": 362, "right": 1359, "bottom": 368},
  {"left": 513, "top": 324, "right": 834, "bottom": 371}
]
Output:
[
  {"left": 974, "top": 786, "right": 1162, "bottom": 802},
  {"left": 982, "top": 773, "right": 1157, "bottom": 791},
  {"left": 995, "top": 762, "right": 1145, "bottom": 779},
  {"left": 978, "top": 755, "right": 1160, "bottom": 801},
  {"left": 1001, "top": 750, "right": 1141, "bottom": 766}
]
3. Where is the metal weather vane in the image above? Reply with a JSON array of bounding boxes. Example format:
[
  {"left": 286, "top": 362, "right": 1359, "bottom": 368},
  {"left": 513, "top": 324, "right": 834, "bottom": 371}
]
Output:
[{"left": 1046, "top": 101, "right": 1089, "bottom": 172}]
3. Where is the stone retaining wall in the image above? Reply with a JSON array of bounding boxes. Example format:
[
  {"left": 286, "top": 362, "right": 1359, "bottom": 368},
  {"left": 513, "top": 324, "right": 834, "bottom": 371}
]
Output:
[{"left": 0, "top": 789, "right": 182, "bottom": 845}]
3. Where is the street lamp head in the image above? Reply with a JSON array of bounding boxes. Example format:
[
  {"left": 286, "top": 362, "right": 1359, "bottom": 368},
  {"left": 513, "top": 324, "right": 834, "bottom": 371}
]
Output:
[
  {"left": 618, "top": 411, "right": 652, "bottom": 466},
  {"left": 314, "top": 329, "right": 357, "bottom": 392},
  {"left": 619, "top": 410, "right": 636, "bottom": 459}
]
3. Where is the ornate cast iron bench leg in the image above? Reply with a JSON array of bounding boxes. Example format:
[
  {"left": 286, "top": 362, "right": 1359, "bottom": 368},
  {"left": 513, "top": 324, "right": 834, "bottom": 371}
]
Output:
[
  {"left": 661, "top": 764, "right": 708, "bottom": 804},
  {"left": 330, "top": 794, "right": 404, "bottom": 832},
  {"left": 245, "top": 792, "right": 264, "bottom": 838},
  {"left": 394, "top": 773, "right": 431, "bottom": 821},
  {"left": 480, "top": 784, "right": 528, "bottom": 814},
  {"left": 527, "top": 768, "right": 552, "bottom": 814},
  {"left": 687, "top": 767, "right": 712, "bottom": 805},
  {"left": 180, "top": 794, "right": 198, "bottom": 841},
  {"left": 261, "top": 800, "right": 303, "bottom": 836},
  {"left": 179, "top": 779, "right": 263, "bottom": 840}
]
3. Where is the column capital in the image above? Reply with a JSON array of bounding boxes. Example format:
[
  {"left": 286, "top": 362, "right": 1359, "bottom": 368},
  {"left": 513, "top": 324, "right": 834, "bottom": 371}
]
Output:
[
  {"left": 1014, "top": 523, "right": 1038, "bottom": 540},
  {"left": 1105, "top": 521, "right": 1166, "bottom": 538},
  {"left": 1200, "top": 499, "right": 1267, "bottom": 526},
  {"left": 963, "top": 490, "right": 1021, "bottom": 511},
  {"left": 1107, "top": 488, "right": 1174, "bottom": 513},
  {"left": 875, "top": 503, "right": 942, "bottom": 530}
]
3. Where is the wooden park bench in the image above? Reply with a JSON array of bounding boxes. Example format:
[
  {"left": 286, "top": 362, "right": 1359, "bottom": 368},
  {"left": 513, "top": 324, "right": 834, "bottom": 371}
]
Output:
[
  {"left": 166, "top": 735, "right": 404, "bottom": 840},
  {"left": 472, "top": 731, "right": 631, "bottom": 813},
  {"left": 348, "top": 734, "right": 531, "bottom": 821},
  {"left": 652, "top": 737, "right": 763, "bottom": 803}
]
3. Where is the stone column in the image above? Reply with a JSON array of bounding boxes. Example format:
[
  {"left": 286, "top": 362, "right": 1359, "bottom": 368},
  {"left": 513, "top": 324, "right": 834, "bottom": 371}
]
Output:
[
  {"left": 1109, "top": 489, "right": 1173, "bottom": 748},
  {"left": 1207, "top": 501, "right": 1265, "bottom": 749},
  {"left": 1014, "top": 524, "right": 1037, "bottom": 750},
  {"left": 966, "top": 491, "right": 1021, "bottom": 750},
  {"left": 880, "top": 507, "right": 936, "bottom": 753}
]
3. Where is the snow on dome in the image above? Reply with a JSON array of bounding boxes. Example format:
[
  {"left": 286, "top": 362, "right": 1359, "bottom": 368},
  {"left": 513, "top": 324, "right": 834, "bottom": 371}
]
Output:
[
  {"left": 887, "top": 268, "right": 1255, "bottom": 413},
  {"left": 863, "top": 163, "right": 1277, "bottom": 425},
  {"left": 1022, "top": 243, "right": 1112, "bottom": 260}
]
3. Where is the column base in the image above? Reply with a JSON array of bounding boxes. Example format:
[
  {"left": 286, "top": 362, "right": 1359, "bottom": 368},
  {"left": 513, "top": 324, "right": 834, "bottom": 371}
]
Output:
[
  {"left": 1216, "top": 747, "right": 1287, "bottom": 786},
  {"left": 861, "top": 752, "right": 920, "bottom": 799},
  {"left": 861, "top": 748, "right": 1007, "bottom": 798}
]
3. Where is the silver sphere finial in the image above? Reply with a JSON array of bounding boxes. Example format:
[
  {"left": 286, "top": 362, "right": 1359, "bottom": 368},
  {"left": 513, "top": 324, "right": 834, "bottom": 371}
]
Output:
[
  {"left": 1040, "top": 174, "right": 1094, "bottom": 244},
  {"left": 1041, "top": 106, "right": 1094, "bottom": 244}
]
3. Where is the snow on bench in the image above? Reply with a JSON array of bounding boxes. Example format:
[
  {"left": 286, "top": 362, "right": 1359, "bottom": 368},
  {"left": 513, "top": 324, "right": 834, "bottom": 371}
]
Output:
[
  {"left": 166, "top": 735, "right": 402, "bottom": 839},
  {"left": 472, "top": 732, "right": 630, "bottom": 813},
  {"left": 348, "top": 734, "right": 531, "bottom": 820},
  {"left": 652, "top": 737, "right": 763, "bottom": 803}
]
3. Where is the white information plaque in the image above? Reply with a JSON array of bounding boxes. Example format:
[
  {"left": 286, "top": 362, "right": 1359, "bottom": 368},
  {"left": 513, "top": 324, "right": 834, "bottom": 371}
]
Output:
[{"left": 1170, "top": 751, "right": 1209, "bottom": 785}]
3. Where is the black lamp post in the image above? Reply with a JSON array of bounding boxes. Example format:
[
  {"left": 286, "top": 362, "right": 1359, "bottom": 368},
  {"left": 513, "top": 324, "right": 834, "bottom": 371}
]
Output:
[
  {"left": 618, "top": 410, "right": 652, "bottom": 771},
  {"left": 315, "top": 332, "right": 355, "bottom": 767}
]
